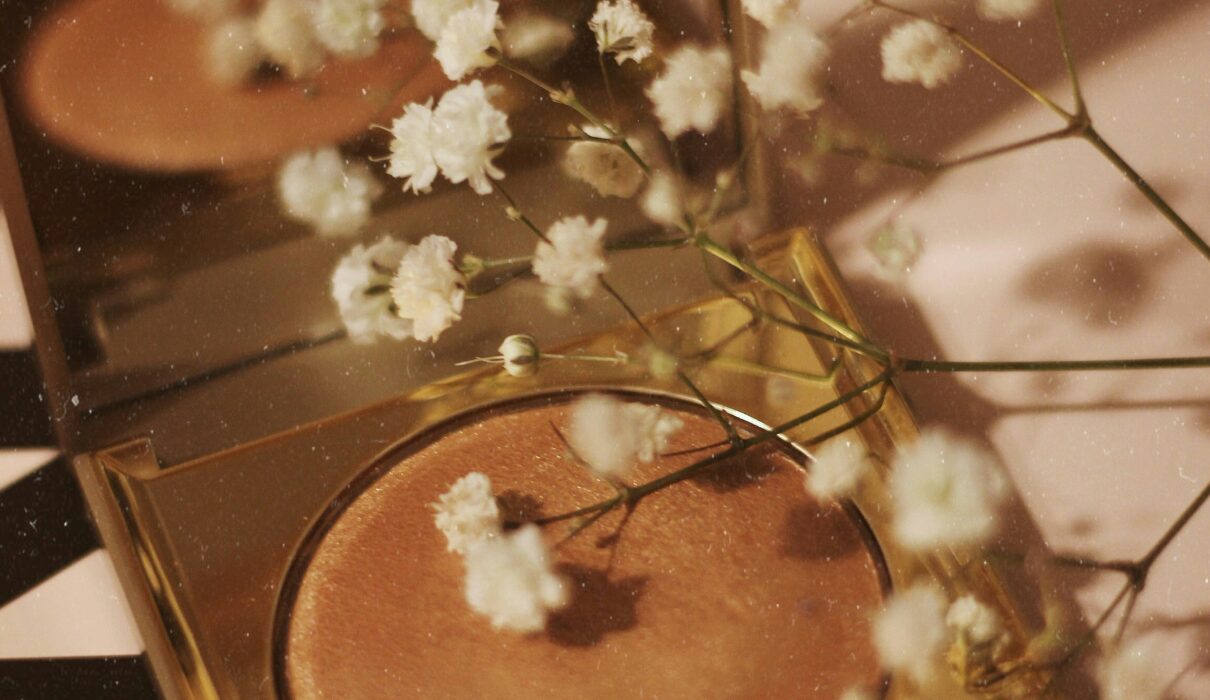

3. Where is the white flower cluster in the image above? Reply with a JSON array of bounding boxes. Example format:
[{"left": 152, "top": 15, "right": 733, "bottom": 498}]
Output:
[
  {"left": 432, "top": 0, "right": 501, "bottom": 80},
  {"left": 647, "top": 45, "right": 733, "bottom": 138},
  {"left": 741, "top": 19, "right": 828, "bottom": 114},
  {"left": 740, "top": 0, "right": 792, "bottom": 28},
  {"left": 532, "top": 216, "right": 610, "bottom": 300},
  {"left": 501, "top": 13, "right": 575, "bottom": 64},
  {"left": 277, "top": 147, "right": 383, "bottom": 237},
  {"left": 568, "top": 393, "right": 684, "bottom": 480},
  {"left": 411, "top": 0, "right": 476, "bottom": 41},
  {"left": 564, "top": 125, "right": 646, "bottom": 199},
  {"left": 432, "top": 472, "right": 501, "bottom": 554},
  {"left": 866, "top": 221, "right": 922, "bottom": 279},
  {"left": 589, "top": 0, "right": 655, "bottom": 65},
  {"left": 389, "top": 235, "right": 466, "bottom": 342},
  {"left": 205, "top": 18, "right": 264, "bottom": 86},
  {"left": 639, "top": 172, "right": 686, "bottom": 229},
  {"left": 192, "top": 0, "right": 388, "bottom": 85},
  {"left": 977, "top": 0, "right": 1042, "bottom": 22},
  {"left": 881, "top": 20, "right": 964, "bottom": 89},
  {"left": 873, "top": 583, "right": 948, "bottom": 684},
  {"left": 432, "top": 473, "right": 568, "bottom": 632},
  {"left": 1096, "top": 636, "right": 1170, "bottom": 700},
  {"left": 329, "top": 236, "right": 414, "bottom": 343},
  {"left": 255, "top": 0, "right": 326, "bottom": 79},
  {"left": 388, "top": 81, "right": 511, "bottom": 196},
  {"left": 889, "top": 429, "right": 1008, "bottom": 551},
  {"left": 464, "top": 524, "right": 569, "bottom": 633},
  {"left": 804, "top": 437, "right": 870, "bottom": 500},
  {"left": 874, "top": 586, "right": 1008, "bottom": 685},
  {"left": 312, "top": 0, "right": 388, "bottom": 58},
  {"left": 330, "top": 234, "right": 466, "bottom": 343}
]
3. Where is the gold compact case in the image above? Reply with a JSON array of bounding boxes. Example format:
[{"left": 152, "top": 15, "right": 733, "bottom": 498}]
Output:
[{"left": 1, "top": 0, "right": 1049, "bottom": 697}]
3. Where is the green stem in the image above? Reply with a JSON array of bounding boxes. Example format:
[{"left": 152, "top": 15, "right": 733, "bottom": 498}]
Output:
[
  {"left": 542, "top": 352, "right": 628, "bottom": 365},
  {"left": 902, "top": 355, "right": 1210, "bottom": 373},
  {"left": 1138, "top": 477, "right": 1210, "bottom": 569},
  {"left": 871, "top": 0, "right": 1072, "bottom": 121},
  {"left": 802, "top": 380, "right": 890, "bottom": 447},
  {"left": 630, "top": 367, "right": 894, "bottom": 498},
  {"left": 696, "top": 235, "right": 880, "bottom": 352},
  {"left": 492, "top": 182, "right": 548, "bottom": 242},
  {"left": 708, "top": 355, "right": 840, "bottom": 384},
  {"left": 1080, "top": 125, "right": 1210, "bottom": 264},
  {"left": 607, "top": 236, "right": 691, "bottom": 251},
  {"left": 831, "top": 125, "right": 1077, "bottom": 174},
  {"left": 531, "top": 367, "right": 893, "bottom": 529},
  {"left": 494, "top": 54, "right": 652, "bottom": 175},
  {"left": 599, "top": 279, "right": 740, "bottom": 443},
  {"left": 1050, "top": 0, "right": 1085, "bottom": 115}
]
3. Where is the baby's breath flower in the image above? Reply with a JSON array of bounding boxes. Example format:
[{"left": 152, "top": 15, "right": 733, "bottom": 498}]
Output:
[
  {"left": 387, "top": 100, "right": 439, "bottom": 194},
  {"left": 646, "top": 45, "right": 733, "bottom": 138},
  {"left": 390, "top": 235, "right": 466, "bottom": 342},
  {"left": 890, "top": 429, "right": 1008, "bottom": 551},
  {"left": 589, "top": 0, "right": 655, "bottom": 65},
  {"left": 255, "top": 0, "right": 324, "bottom": 79},
  {"left": 564, "top": 125, "right": 645, "bottom": 199},
  {"left": 977, "top": 0, "right": 1042, "bottom": 22},
  {"left": 946, "top": 595, "right": 1003, "bottom": 645},
  {"left": 1096, "top": 637, "right": 1170, "bottom": 700},
  {"left": 434, "top": 0, "right": 501, "bottom": 81},
  {"left": 741, "top": 20, "right": 827, "bottom": 114},
  {"left": 805, "top": 437, "right": 870, "bottom": 500},
  {"left": 502, "top": 13, "right": 575, "bottom": 64},
  {"left": 330, "top": 236, "right": 414, "bottom": 342},
  {"left": 432, "top": 472, "right": 501, "bottom": 554},
  {"left": 867, "top": 221, "right": 921, "bottom": 279},
  {"left": 568, "top": 394, "right": 682, "bottom": 480},
  {"left": 873, "top": 584, "right": 948, "bottom": 684},
  {"left": 741, "top": 0, "right": 792, "bottom": 28},
  {"left": 463, "top": 524, "right": 569, "bottom": 633},
  {"left": 431, "top": 81, "right": 511, "bottom": 195},
  {"left": 163, "top": 0, "right": 235, "bottom": 20},
  {"left": 498, "top": 334, "right": 539, "bottom": 377},
  {"left": 313, "top": 0, "right": 387, "bottom": 58},
  {"left": 640, "top": 172, "right": 686, "bottom": 228},
  {"left": 532, "top": 216, "right": 609, "bottom": 299},
  {"left": 278, "top": 147, "right": 383, "bottom": 237},
  {"left": 880, "top": 20, "right": 963, "bottom": 89},
  {"left": 205, "top": 17, "right": 265, "bottom": 87},
  {"left": 411, "top": 0, "right": 476, "bottom": 41}
]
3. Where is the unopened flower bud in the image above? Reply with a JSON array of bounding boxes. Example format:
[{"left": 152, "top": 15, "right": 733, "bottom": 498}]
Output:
[{"left": 499, "top": 334, "right": 539, "bottom": 377}]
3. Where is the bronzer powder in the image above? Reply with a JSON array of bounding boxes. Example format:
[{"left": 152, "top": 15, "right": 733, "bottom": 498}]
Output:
[{"left": 278, "top": 393, "right": 889, "bottom": 699}]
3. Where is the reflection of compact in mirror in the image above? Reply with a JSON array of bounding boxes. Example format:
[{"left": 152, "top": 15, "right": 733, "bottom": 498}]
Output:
[
  {"left": 19, "top": 0, "right": 446, "bottom": 171},
  {"left": 273, "top": 391, "right": 891, "bottom": 699}
]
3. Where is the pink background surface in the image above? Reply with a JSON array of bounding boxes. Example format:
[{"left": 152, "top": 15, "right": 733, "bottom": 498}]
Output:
[{"left": 1, "top": 0, "right": 1208, "bottom": 695}]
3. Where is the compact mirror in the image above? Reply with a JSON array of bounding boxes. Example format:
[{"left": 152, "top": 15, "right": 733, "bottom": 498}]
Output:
[{"left": 0, "top": 0, "right": 745, "bottom": 463}]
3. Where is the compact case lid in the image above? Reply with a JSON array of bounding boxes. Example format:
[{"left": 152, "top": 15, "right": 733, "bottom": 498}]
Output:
[{"left": 0, "top": 0, "right": 749, "bottom": 464}]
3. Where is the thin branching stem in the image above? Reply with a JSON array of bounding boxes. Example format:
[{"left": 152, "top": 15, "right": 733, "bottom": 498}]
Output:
[
  {"left": 695, "top": 235, "right": 881, "bottom": 353},
  {"left": 599, "top": 279, "right": 741, "bottom": 444},
  {"left": 870, "top": 0, "right": 1072, "bottom": 120},
  {"left": 902, "top": 356, "right": 1210, "bottom": 373},
  {"left": 1049, "top": 0, "right": 1085, "bottom": 115}
]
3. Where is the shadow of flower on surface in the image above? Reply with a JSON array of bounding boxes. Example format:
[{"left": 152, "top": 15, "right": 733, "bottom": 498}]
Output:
[{"left": 546, "top": 564, "right": 648, "bottom": 648}]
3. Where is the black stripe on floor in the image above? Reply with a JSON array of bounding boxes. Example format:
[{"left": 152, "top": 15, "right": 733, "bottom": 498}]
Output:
[
  {"left": 0, "top": 456, "right": 98, "bottom": 607},
  {"left": 0, "top": 350, "right": 55, "bottom": 448},
  {"left": 0, "top": 656, "right": 158, "bottom": 699}
]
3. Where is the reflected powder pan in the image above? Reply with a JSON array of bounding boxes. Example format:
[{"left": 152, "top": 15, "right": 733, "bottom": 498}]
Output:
[{"left": 275, "top": 392, "right": 890, "bottom": 699}]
